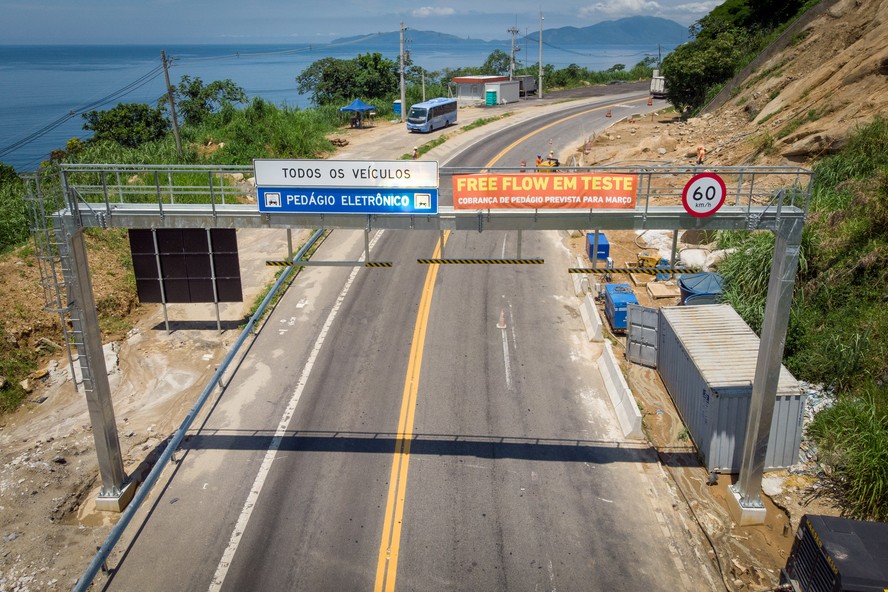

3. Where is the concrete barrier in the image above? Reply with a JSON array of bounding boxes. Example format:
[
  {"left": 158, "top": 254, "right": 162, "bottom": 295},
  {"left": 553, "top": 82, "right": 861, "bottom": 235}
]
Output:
[
  {"left": 597, "top": 341, "right": 643, "bottom": 439},
  {"left": 579, "top": 294, "right": 603, "bottom": 342},
  {"left": 571, "top": 255, "right": 588, "bottom": 297}
]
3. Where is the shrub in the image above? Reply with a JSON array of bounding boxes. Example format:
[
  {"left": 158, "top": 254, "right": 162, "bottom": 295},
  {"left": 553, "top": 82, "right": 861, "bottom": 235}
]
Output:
[{"left": 807, "top": 392, "right": 888, "bottom": 521}]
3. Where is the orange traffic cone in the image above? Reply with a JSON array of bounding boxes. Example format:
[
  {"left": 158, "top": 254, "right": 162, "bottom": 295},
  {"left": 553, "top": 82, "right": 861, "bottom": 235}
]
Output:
[{"left": 648, "top": 96, "right": 653, "bottom": 106}]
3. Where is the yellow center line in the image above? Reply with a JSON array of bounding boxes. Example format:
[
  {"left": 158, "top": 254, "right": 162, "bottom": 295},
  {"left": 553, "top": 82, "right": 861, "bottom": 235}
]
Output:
[
  {"left": 372, "top": 95, "right": 647, "bottom": 591},
  {"left": 374, "top": 231, "right": 448, "bottom": 592}
]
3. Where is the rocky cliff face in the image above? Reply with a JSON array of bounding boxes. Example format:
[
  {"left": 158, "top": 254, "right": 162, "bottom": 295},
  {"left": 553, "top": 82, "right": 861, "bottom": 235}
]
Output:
[{"left": 586, "top": 0, "right": 888, "bottom": 168}]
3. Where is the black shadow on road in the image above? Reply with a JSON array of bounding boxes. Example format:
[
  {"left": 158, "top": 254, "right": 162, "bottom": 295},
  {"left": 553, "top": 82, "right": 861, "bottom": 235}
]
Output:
[{"left": 178, "top": 430, "right": 700, "bottom": 466}]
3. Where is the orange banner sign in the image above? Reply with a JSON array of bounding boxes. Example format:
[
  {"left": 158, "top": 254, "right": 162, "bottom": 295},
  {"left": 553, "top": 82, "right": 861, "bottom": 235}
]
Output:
[{"left": 452, "top": 173, "right": 638, "bottom": 209}]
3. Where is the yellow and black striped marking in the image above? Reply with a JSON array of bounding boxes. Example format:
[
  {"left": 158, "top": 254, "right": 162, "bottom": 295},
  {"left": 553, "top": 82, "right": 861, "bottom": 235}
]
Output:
[
  {"left": 265, "top": 260, "right": 393, "bottom": 268},
  {"left": 568, "top": 267, "right": 701, "bottom": 275},
  {"left": 417, "top": 258, "right": 545, "bottom": 265}
]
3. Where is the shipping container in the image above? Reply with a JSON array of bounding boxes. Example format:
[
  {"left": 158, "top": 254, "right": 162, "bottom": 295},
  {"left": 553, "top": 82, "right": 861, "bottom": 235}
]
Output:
[
  {"left": 657, "top": 304, "right": 804, "bottom": 472},
  {"left": 604, "top": 284, "right": 638, "bottom": 333}
]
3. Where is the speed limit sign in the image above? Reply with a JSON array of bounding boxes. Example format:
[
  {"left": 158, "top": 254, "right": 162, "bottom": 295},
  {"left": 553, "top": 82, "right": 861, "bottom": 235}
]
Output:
[{"left": 682, "top": 172, "right": 726, "bottom": 217}]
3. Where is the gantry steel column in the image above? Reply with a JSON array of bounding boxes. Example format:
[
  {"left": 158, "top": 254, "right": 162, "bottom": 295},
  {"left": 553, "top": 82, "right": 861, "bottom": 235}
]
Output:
[
  {"left": 60, "top": 216, "right": 134, "bottom": 511},
  {"left": 730, "top": 214, "right": 804, "bottom": 524}
]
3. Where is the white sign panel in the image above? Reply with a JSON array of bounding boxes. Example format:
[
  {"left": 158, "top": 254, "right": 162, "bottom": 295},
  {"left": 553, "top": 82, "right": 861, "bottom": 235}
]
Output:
[{"left": 254, "top": 159, "right": 438, "bottom": 189}]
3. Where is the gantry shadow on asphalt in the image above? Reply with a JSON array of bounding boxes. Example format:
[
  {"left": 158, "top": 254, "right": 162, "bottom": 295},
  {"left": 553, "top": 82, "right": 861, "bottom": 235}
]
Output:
[{"left": 175, "top": 429, "right": 699, "bottom": 466}]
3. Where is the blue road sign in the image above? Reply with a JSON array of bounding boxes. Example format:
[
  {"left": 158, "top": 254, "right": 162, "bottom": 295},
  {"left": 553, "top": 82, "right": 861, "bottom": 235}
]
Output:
[
  {"left": 258, "top": 187, "right": 438, "bottom": 215},
  {"left": 254, "top": 159, "right": 439, "bottom": 215}
]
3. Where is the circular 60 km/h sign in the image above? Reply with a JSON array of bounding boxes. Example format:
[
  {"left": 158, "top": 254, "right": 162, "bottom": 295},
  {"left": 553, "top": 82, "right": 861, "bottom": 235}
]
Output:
[{"left": 682, "top": 172, "right": 727, "bottom": 218}]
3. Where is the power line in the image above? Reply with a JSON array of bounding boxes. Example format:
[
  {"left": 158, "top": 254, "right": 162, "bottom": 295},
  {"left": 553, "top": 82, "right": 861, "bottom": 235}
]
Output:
[{"left": 0, "top": 65, "right": 165, "bottom": 160}]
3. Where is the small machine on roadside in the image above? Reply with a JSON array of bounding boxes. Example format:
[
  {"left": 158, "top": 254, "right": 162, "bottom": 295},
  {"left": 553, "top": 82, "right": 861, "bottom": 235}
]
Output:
[{"left": 780, "top": 514, "right": 888, "bottom": 592}]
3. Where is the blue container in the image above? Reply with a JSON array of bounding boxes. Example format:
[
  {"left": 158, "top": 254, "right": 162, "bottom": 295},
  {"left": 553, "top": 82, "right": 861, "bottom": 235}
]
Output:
[
  {"left": 585, "top": 232, "right": 610, "bottom": 262},
  {"left": 393, "top": 100, "right": 402, "bottom": 116},
  {"left": 604, "top": 283, "right": 638, "bottom": 332}
]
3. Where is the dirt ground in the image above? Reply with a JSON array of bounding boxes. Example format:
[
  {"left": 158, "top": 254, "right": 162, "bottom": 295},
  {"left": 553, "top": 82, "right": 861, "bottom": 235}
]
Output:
[{"left": 5, "top": 1, "right": 888, "bottom": 586}]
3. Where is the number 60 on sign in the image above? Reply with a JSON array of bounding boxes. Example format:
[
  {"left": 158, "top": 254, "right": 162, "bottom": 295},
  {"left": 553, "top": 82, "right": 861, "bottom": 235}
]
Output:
[{"left": 682, "top": 172, "right": 727, "bottom": 218}]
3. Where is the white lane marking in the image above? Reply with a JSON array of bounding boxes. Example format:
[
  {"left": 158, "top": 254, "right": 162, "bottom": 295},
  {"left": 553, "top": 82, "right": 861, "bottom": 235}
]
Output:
[
  {"left": 547, "top": 559, "right": 557, "bottom": 591},
  {"left": 210, "top": 230, "right": 384, "bottom": 592},
  {"left": 501, "top": 324, "right": 512, "bottom": 389}
]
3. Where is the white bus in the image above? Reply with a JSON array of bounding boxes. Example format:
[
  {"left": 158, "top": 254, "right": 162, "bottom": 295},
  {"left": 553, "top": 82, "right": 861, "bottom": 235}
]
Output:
[{"left": 406, "top": 97, "right": 457, "bottom": 133}]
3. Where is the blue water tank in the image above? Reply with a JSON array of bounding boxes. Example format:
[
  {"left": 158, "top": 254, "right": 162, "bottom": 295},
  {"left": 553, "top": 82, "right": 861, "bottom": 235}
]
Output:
[
  {"left": 604, "top": 283, "right": 638, "bottom": 332},
  {"left": 678, "top": 272, "right": 725, "bottom": 305},
  {"left": 586, "top": 232, "right": 610, "bottom": 262}
]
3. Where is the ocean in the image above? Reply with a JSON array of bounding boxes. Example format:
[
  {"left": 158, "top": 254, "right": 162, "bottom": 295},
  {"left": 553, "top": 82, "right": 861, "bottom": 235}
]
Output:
[{"left": 0, "top": 41, "right": 668, "bottom": 171}]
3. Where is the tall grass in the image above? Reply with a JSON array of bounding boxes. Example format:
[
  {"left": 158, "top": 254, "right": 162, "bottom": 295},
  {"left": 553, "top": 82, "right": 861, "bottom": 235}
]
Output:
[
  {"left": 811, "top": 116, "right": 888, "bottom": 198},
  {"left": 190, "top": 98, "right": 340, "bottom": 164},
  {"left": 807, "top": 391, "right": 888, "bottom": 521}
]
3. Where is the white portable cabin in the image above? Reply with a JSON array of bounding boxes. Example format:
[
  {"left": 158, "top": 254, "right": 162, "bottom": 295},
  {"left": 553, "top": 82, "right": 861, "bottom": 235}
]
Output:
[
  {"left": 484, "top": 80, "right": 520, "bottom": 105},
  {"left": 451, "top": 75, "right": 509, "bottom": 102}
]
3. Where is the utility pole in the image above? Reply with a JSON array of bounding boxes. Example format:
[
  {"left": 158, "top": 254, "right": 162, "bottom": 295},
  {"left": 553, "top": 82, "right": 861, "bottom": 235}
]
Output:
[
  {"left": 160, "top": 50, "right": 182, "bottom": 158},
  {"left": 508, "top": 25, "right": 519, "bottom": 79},
  {"left": 399, "top": 23, "right": 407, "bottom": 123},
  {"left": 538, "top": 12, "right": 544, "bottom": 99}
]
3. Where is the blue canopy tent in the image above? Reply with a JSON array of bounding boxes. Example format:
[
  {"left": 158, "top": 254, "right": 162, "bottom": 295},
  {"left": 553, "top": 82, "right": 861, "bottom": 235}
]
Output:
[{"left": 339, "top": 99, "right": 376, "bottom": 128}]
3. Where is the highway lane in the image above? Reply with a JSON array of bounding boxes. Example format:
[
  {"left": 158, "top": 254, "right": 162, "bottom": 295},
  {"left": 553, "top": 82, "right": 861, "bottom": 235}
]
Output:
[
  {"left": 105, "top": 228, "right": 438, "bottom": 591},
  {"left": 393, "top": 229, "right": 684, "bottom": 590},
  {"left": 103, "top": 92, "right": 714, "bottom": 591}
]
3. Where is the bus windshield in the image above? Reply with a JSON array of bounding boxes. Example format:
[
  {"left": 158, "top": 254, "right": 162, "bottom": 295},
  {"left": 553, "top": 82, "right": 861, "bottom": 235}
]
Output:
[{"left": 407, "top": 107, "right": 428, "bottom": 123}]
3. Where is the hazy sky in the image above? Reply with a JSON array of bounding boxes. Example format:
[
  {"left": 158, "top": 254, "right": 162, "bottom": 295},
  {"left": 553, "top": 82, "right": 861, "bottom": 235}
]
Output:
[{"left": 0, "top": 0, "right": 718, "bottom": 44}]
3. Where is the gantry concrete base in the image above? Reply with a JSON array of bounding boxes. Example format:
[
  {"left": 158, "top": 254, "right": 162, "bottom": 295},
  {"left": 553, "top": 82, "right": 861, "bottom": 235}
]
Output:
[
  {"left": 727, "top": 485, "right": 768, "bottom": 526},
  {"left": 95, "top": 479, "right": 138, "bottom": 513}
]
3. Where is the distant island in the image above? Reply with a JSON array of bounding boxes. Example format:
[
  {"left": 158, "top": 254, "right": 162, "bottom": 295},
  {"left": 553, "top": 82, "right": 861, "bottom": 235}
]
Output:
[{"left": 331, "top": 16, "right": 689, "bottom": 47}]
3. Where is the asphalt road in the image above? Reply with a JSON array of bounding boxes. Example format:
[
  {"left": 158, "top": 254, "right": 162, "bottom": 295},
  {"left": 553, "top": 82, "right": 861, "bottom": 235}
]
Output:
[{"left": 103, "top": 89, "right": 716, "bottom": 592}]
